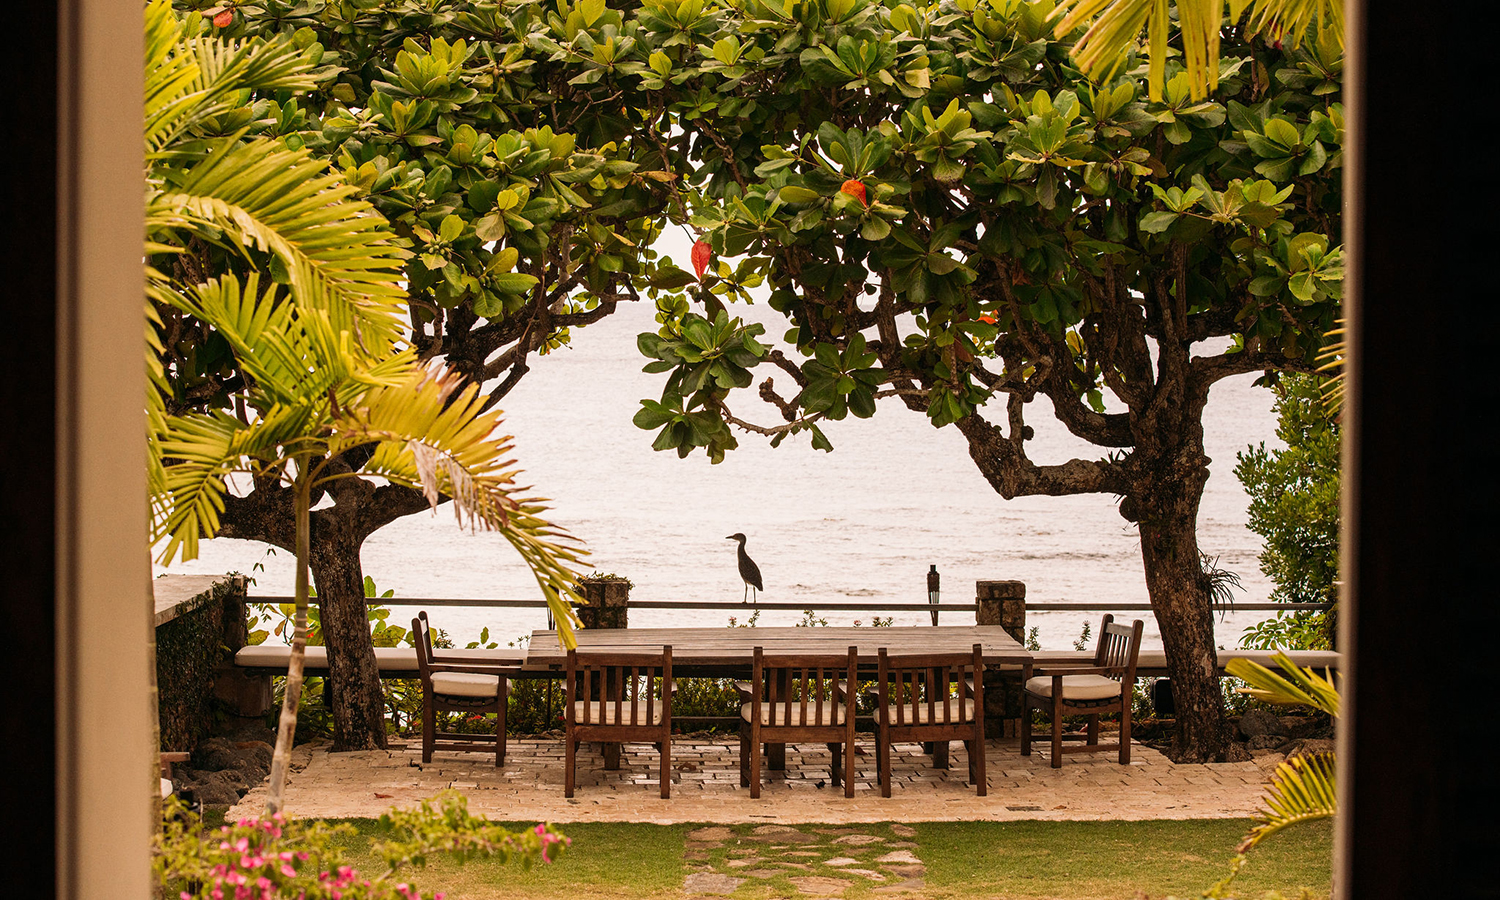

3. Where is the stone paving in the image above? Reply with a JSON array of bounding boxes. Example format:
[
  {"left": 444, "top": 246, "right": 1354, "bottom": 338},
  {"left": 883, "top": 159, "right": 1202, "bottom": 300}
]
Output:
[{"left": 227, "top": 735, "right": 1279, "bottom": 825}]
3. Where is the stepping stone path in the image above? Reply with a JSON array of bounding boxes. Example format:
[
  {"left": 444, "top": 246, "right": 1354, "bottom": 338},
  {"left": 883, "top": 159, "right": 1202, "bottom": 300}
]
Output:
[{"left": 682, "top": 823, "right": 926, "bottom": 897}]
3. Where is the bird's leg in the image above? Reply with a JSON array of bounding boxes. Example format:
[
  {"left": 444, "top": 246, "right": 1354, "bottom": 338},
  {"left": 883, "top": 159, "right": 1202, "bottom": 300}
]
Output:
[{"left": 743, "top": 583, "right": 749, "bottom": 604}]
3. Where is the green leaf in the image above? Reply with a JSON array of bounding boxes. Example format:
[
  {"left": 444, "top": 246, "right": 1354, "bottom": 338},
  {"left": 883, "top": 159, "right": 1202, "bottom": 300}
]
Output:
[
  {"left": 778, "top": 185, "right": 821, "bottom": 203},
  {"left": 1140, "top": 211, "right": 1179, "bottom": 234},
  {"left": 439, "top": 214, "right": 464, "bottom": 243},
  {"left": 491, "top": 272, "right": 538, "bottom": 294}
]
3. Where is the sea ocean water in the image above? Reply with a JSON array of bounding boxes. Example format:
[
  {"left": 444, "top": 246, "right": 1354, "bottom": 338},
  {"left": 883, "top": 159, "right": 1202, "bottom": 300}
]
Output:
[{"left": 157, "top": 295, "right": 1286, "bottom": 653}]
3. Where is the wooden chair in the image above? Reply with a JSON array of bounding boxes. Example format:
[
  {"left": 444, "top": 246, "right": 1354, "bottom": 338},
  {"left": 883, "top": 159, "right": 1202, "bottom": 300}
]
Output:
[
  {"left": 412, "top": 612, "right": 518, "bottom": 766},
  {"left": 1022, "top": 614, "right": 1144, "bottom": 767},
  {"left": 564, "top": 646, "right": 674, "bottom": 799},
  {"left": 872, "top": 644, "right": 987, "bottom": 797},
  {"left": 738, "top": 646, "right": 858, "bottom": 798}
]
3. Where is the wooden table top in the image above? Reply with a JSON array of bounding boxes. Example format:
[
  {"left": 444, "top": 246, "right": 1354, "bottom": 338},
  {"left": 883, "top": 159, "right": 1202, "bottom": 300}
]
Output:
[{"left": 521, "top": 625, "right": 1030, "bottom": 671}]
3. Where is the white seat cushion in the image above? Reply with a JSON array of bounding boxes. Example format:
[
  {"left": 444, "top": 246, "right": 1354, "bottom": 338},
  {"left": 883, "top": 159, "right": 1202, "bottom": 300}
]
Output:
[
  {"left": 1025, "top": 674, "right": 1123, "bottom": 701},
  {"left": 573, "top": 700, "right": 666, "bottom": 725},
  {"left": 740, "top": 701, "right": 849, "bottom": 726},
  {"left": 235, "top": 644, "right": 330, "bottom": 668},
  {"left": 431, "top": 671, "right": 501, "bottom": 699},
  {"left": 879, "top": 698, "right": 976, "bottom": 724}
]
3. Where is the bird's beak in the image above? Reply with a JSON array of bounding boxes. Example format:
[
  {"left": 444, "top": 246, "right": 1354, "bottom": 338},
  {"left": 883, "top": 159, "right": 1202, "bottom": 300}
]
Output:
[{"left": 724, "top": 535, "right": 733, "bottom": 540}]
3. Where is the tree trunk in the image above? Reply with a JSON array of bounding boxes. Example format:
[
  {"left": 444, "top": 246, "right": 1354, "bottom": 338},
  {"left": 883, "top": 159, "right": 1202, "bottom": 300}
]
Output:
[
  {"left": 1138, "top": 492, "right": 1230, "bottom": 762},
  {"left": 309, "top": 511, "right": 387, "bottom": 751}
]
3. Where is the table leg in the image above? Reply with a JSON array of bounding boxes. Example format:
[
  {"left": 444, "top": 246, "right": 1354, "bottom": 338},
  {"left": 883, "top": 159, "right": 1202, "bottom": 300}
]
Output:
[{"left": 769, "top": 669, "right": 790, "bottom": 770}]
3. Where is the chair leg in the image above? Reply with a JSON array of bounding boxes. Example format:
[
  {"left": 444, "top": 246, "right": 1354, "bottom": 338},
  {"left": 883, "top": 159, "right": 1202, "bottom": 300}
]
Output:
[
  {"left": 738, "top": 723, "right": 751, "bottom": 788},
  {"left": 749, "top": 724, "right": 762, "bottom": 799},
  {"left": 496, "top": 688, "right": 507, "bottom": 767},
  {"left": 843, "top": 727, "right": 855, "bottom": 799},
  {"left": 1050, "top": 694, "right": 1064, "bottom": 769},
  {"left": 828, "top": 742, "right": 842, "bottom": 788},
  {"left": 660, "top": 730, "right": 672, "bottom": 799},
  {"left": 1086, "top": 714, "right": 1100, "bottom": 746},
  {"left": 972, "top": 718, "right": 987, "bottom": 796},
  {"left": 877, "top": 724, "right": 892, "bottom": 799},
  {"left": 421, "top": 693, "right": 435, "bottom": 764},
  {"left": 1119, "top": 694, "right": 1133, "bottom": 765},
  {"left": 1020, "top": 695, "right": 1033, "bottom": 757},
  {"left": 564, "top": 732, "right": 576, "bottom": 798}
]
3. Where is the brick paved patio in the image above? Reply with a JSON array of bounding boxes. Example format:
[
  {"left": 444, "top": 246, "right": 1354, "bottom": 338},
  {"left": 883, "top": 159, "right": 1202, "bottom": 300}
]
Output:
[{"left": 228, "top": 735, "right": 1281, "bottom": 824}]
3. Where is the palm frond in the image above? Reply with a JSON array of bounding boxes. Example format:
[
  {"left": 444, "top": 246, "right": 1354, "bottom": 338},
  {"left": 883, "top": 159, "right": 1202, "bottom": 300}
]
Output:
[
  {"left": 1052, "top": 0, "right": 1342, "bottom": 101},
  {"left": 1225, "top": 651, "right": 1340, "bottom": 716},
  {"left": 1239, "top": 751, "right": 1337, "bottom": 851},
  {"left": 149, "top": 138, "right": 408, "bottom": 352},
  {"left": 328, "top": 369, "right": 589, "bottom": 647},
  {"left": 144, "top": 0, "right": 317, "bottom": 159},
  {"left": 1316, "top": 318, "right": 1345, "bottom": 415},
  {"left": 153, "top": 410, "right": 246, "bottom": 564}
]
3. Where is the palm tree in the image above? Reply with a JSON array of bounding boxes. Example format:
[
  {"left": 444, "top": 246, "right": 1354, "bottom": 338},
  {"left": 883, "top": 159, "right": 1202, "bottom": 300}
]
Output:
[
  {"left": 153, "top": 275, "right": 585, "bottom": 814},
  {"left": 142, "top": 1, "right": 584, "bottom": 814},
  {"left": 1051, "top": 0, "right": 1343, "bottom": 101}
]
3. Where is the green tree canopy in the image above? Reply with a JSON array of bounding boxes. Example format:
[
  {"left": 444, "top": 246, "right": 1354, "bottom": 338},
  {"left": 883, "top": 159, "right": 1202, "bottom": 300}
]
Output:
[
  {"left": 624, "top": 0, "right": 1342, "bottom": 760},
  {"left": 1235, "top": 373, "right": 1339, "bottom": 650},
  {"left": 178, "top": 0, "right": 1343, "bottom": 759}
]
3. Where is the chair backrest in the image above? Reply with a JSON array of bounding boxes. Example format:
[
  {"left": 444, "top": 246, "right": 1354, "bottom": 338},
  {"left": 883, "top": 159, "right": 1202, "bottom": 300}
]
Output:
[
  {"left": 565, "top": 646, "right": 673, "bottom": 727},
  {"left": 749, "top": 647, "right": 858, "bottom": 728},
  {"left": 412, "top": 611, "right": 436, "bottom": 679},
  {"left": 876, "top": 644, "right": 983, "bottom": 726},
  {"left": 1091, "top": 614, "right": 1145, "bottom": 682}
]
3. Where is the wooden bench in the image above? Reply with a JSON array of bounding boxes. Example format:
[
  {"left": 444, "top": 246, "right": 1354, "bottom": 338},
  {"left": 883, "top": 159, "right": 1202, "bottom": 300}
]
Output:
[
  {"left": 233, "top": 644, "right": 526, "bottom": 678},
  {"left": 1013, "top": 648, "right": 1340, "bottom": 678}
]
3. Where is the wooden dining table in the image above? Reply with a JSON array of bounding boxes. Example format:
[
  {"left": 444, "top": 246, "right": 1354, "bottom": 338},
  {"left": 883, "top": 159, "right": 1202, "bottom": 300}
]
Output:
[
  {"left": 521, "top": 624, "right": 1031, "bottom": 672},
  {"left": 521, "top": 624, "right": 1031, "bottom": 773}
]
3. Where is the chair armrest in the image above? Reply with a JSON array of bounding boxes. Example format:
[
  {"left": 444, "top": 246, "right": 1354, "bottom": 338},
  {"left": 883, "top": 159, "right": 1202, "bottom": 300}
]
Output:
[
  {"left": 427, "top": 663, "right": 522, "bottom": 677},
  {"left": 733, "top": 680, "right": 754, "bottom": 700},
  {"left": 429, "top": 651, "right": 524, "bottom": 665},
  {"left": 1029, "top": 665, "right": 1127, "bottom": 677}
]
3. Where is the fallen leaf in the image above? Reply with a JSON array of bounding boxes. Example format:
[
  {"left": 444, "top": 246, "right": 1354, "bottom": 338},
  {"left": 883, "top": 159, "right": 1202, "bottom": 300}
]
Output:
[{"left": 375, "top": 792, "right": 394, "bottom": 799}]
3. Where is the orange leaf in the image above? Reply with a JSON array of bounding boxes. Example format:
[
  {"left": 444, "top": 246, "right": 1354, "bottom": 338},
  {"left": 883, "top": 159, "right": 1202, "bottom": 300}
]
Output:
[
  {"left": 840, "top": 179, "right": 867, "bottom": 206},
  {"left": 212, "top": 9, "right": 234, "bottom": 27},
  {"left": 691, "top": 240, "right": 712, "bottom": 280}
]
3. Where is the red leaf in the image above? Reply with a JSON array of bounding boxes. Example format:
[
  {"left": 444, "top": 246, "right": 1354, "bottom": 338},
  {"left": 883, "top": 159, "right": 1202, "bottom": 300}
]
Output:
[
  {"left": 840, "top": 179, "right": 867, "bottom": 206},
  {"left": 212, "top": 9, "right": 234, "bottom": 27},
  {"left": 691, "top": 239, "right": 712, "bottom": 280},
  {"left": 374, "top": 792, "right": 393, "bottom": 799}
]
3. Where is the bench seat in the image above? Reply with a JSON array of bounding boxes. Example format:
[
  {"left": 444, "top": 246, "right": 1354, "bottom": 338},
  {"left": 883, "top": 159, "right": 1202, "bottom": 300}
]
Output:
[
  {"left": 1001, "top": 648, "right": 1340, "bottom": 677},
  {"left": 233, "top": 644, "right": 525, "bottom": 677}
]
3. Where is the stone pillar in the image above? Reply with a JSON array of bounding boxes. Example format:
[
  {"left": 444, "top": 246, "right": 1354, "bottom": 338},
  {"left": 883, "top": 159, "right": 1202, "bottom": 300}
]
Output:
[
  {"left": 577, "top": 577, "right": 630, "bottom": 630},
  {"left": 977, "top": 580, "right": 1026, "bottom": 738}
]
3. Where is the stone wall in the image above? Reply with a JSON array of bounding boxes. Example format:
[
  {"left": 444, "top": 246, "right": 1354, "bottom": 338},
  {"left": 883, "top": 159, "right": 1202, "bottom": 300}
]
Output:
[{"left": 154, "top": 574, "right": 248, "bottom": 752}]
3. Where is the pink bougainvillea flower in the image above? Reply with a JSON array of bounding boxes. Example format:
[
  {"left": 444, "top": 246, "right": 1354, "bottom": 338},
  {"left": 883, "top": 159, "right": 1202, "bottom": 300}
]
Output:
[
  {"left": 691, "top": 240, "right": 712, "bottom": 280},
  {"left": 839, "top": 179, "right": 867, "bottom": 206}
]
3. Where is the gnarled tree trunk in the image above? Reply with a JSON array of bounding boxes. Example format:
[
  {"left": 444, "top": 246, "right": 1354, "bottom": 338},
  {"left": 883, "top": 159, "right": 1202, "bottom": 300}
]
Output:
[
  {"left": 1122, "top": 359, "right": 1229, "bottom": 763},
  {"left": 1134, "top": 477, "right": 1229, "bottom": 762},
  {"left": 308, "top": 514, "right": 386, "bottom": 751}
]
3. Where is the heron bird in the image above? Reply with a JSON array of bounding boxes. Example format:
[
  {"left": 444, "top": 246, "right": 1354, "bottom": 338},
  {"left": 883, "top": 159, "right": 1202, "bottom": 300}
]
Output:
[{"left": 726, "top": 533, "right": 763, "bottom": 603}]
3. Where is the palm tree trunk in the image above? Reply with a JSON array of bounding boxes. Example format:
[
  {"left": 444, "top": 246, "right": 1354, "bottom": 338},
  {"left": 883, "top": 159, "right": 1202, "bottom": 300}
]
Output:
[{"left": 265, "top": 474, "right": 312, "bottom": 817}]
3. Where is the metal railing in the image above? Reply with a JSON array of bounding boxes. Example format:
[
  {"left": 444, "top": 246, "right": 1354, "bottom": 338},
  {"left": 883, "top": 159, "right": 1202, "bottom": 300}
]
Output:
[{"left": 248, "top": 595, "right": 1332, "bottom": 613}]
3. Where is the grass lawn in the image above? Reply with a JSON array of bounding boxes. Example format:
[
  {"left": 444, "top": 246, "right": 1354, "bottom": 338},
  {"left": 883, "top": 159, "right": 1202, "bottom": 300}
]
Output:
[
  {"left": 919, "top": 819, "right": 1332, "bottom": 899},
  {"left": 327, "top": 817, "right": 1331, "bottom": 900}
]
